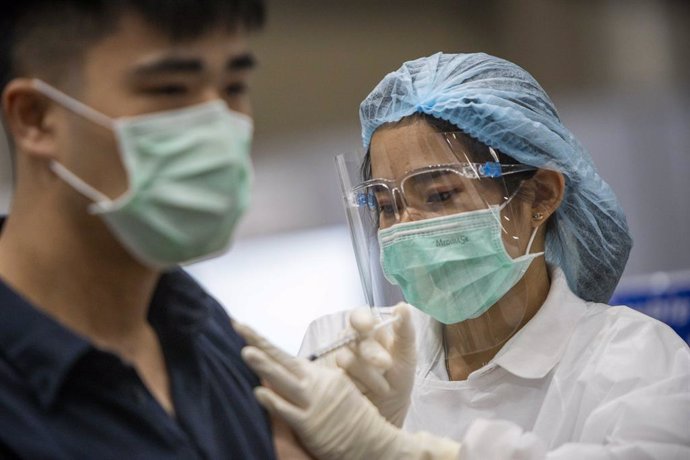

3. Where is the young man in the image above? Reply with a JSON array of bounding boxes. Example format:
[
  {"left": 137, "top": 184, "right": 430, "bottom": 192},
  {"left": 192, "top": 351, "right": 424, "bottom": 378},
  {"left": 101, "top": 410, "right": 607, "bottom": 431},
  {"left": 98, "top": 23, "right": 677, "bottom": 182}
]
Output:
[{"left": 0, "top": 1, "right": 302, "bottom": 458}]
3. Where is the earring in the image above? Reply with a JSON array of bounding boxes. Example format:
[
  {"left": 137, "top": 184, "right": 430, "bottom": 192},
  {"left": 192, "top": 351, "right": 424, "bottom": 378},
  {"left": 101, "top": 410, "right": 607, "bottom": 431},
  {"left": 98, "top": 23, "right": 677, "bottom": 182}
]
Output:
[{"left": 532, "top": 212, "right": 544, "bottom": 221}]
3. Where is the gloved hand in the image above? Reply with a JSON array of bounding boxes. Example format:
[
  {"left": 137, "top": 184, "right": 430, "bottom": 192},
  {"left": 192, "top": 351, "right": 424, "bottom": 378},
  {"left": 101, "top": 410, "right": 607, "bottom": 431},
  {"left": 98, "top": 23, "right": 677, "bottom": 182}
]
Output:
[
  {"left": 236, "top": 322, "right": 460, "bottom": 460},
  {"left": 334, "top": 302, "right": 416, "bottom": 427}
]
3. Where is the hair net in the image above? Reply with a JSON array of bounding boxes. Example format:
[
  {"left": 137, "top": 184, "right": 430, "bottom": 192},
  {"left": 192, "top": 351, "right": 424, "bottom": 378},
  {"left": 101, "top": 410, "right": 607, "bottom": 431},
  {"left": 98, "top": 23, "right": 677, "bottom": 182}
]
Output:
[{"left": 359, "top": 52, "right": 632, "bottom": 303}]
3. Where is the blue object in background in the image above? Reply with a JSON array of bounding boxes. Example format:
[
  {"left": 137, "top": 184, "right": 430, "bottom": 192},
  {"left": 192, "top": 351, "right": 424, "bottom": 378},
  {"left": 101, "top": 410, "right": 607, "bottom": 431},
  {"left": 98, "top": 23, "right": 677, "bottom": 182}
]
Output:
[{"left": 611, "top": 270, "right": 690, "bottom": 344}]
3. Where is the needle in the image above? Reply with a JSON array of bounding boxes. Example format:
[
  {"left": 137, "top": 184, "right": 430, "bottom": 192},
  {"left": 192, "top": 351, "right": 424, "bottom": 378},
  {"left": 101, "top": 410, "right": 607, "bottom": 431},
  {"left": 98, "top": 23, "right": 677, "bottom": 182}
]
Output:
[{"left": 307, "top": 314, "right": 400, "bottom": 361}]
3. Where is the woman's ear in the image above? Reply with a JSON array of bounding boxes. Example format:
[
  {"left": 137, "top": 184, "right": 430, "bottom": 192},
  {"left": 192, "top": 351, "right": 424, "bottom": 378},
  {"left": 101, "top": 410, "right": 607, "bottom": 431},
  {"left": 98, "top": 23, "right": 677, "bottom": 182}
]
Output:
[
  {"left": 2, "top": 78, "right": 60, "bottom": 161},
  {"left": 529, "top": 169, "right": 565, "bottom": 228}
]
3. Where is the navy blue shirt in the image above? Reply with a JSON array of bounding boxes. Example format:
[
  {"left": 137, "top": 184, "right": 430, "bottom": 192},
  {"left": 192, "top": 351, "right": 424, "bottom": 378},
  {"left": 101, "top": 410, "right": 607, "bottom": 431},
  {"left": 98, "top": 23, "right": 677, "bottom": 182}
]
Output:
[{"left": 0, "top": 219, "right": 276, "bottom": 459}]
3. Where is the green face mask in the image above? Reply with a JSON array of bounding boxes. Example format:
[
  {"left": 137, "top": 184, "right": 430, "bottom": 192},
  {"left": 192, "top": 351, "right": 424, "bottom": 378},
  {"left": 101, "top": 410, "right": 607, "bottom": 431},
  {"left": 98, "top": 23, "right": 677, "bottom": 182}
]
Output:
[
  {"left": 34, "top": 80, "right": 253, "bottom": 268},
  {"left": 378, "top": 198, "right": 543, "bottom": 324}
]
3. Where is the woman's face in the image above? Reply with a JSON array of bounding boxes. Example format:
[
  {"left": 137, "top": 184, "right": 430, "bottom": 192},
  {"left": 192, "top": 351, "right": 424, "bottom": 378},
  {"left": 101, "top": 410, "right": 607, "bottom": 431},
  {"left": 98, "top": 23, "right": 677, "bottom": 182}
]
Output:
[{"left": 369, "top": 117, "right": 535, "bottom": 257}]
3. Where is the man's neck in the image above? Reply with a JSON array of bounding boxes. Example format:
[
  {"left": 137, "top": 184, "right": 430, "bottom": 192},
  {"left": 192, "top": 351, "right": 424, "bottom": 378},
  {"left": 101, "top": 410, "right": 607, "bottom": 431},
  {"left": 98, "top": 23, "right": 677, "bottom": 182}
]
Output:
[{"left": 0, "top": 203, "right": 160, "bottom": 351}]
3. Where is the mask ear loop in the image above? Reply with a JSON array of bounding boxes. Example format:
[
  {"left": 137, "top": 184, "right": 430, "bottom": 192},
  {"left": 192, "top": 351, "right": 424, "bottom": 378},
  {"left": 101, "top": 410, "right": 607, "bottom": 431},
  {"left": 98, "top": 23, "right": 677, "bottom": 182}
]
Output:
[
  {"left": 33, "top": 79, "right": 117, "bottom": 211},
  {"left": 493, "top": 182, "right": 545, "bottom": 258},
  {"left": 49, "top": 162, "right": 112, "bottom": 212},
  {"left": 525, "top": 224, "right": 541, "bottom": 256},
  {"left": 32, "top": 80, "right": 114, "bottom": 129}
]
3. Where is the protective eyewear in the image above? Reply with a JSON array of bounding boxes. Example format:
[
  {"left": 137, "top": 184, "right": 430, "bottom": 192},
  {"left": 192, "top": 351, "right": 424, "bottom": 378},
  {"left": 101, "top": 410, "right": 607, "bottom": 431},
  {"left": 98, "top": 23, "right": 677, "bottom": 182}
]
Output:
[{"left": 348, "top": 162, "right": 536, "bottom": 227}]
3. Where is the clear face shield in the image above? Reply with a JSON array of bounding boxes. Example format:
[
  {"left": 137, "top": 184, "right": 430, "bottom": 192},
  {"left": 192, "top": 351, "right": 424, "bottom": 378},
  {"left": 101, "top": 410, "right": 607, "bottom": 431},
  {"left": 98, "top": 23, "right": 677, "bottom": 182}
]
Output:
[{"left": 336, "top": 130, "right": 540, "bottom": 365}]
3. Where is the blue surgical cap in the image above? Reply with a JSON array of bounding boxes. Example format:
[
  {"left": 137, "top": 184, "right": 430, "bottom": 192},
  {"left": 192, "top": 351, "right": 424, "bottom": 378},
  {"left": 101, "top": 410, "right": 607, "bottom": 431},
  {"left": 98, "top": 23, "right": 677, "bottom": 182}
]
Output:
[{"left": 359, "top": 52, "right": 632, "bottom": 303}]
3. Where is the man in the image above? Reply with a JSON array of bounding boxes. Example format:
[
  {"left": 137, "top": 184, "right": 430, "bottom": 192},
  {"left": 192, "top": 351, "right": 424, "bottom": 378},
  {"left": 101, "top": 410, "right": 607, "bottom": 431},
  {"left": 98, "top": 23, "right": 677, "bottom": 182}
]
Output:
[{"left": 0, "top": 1, "right": 304, "bottom": 458}]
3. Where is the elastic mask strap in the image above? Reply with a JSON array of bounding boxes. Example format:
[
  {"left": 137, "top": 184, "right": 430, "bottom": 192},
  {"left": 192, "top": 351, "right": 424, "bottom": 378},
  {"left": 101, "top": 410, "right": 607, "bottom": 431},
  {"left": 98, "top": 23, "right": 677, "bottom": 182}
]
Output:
[
  {"left": 33, "top": 80, "right": 113, "bottom": 130},
  {"left": 50, "top": 161, "right": 111, "bottom": 208},
  {"left": 494, "top": 185, "right": 544, "bottom": 257},
  {"left": 525, "top": 225, "right": 542, "bottom": 256}
]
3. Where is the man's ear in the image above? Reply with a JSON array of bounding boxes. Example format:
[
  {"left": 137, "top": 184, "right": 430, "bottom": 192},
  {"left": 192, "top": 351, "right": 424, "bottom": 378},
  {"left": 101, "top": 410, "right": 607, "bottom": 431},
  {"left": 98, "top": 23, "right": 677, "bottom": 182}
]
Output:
[
  {"left": 529, "top": 169, "right": 565, "bottom": 228},
  {"left": 2, "top": 78, "right": 60, "bottom": 161}
]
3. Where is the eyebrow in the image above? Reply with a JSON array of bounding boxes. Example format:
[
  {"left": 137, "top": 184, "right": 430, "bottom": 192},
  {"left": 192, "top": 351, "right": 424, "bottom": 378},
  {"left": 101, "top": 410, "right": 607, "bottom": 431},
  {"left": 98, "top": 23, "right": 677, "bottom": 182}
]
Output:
[
  {"left": 131, "top": 52, "right": 257, "bottom": 76},
  {"left": 132, "top": 57, "right": 203, "bottom": 76}
]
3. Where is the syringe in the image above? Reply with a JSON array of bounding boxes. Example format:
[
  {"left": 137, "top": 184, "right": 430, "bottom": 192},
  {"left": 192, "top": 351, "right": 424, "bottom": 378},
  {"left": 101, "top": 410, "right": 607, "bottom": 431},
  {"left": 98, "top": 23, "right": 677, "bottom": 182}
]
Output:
[{"left": 307, "top": 314, "right": 400, "bottom": 361}]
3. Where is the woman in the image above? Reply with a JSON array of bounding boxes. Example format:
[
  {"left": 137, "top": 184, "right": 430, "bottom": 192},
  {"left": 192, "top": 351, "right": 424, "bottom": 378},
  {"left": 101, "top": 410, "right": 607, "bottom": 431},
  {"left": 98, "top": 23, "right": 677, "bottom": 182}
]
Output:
[{"left": 241, "top": 53, "right": 690, "bottom": 459}]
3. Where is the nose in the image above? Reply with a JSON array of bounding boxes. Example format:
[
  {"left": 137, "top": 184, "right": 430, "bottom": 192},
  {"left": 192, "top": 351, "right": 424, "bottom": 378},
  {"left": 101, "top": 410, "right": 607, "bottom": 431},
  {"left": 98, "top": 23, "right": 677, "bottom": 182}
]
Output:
[
  {"left": 398, "top": 206, "right": 426, "bottom": 224},
  {"left": 200, "top": 87, "right": 223, "bottom": 103}
]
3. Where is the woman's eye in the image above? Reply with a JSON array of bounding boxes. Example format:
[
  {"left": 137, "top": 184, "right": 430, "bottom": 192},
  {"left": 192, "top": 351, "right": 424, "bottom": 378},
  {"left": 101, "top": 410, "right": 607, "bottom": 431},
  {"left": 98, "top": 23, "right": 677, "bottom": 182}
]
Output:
[
  {"left": 378, "top": 202, "right": 396, "bottom": 215},
  {"left": 426, "top": 189, "right": 457, "bottom": 204}
]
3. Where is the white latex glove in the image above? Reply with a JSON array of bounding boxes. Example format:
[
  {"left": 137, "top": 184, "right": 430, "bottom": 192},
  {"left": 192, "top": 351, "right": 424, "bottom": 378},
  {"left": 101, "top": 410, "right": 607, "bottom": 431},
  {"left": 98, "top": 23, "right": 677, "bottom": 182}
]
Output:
[
  {"left": 236, "top": 322, "right": 460, "bottom": 460},
  {"left": 335, "top": 302, "right": 416, "bottom": 427}
]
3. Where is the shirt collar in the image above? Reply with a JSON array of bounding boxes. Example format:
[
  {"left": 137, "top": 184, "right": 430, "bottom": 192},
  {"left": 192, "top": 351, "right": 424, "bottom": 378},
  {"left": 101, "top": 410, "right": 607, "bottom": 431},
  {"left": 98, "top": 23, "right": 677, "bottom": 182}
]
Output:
[
  {"left": 0, "top": 216, "right": 211, "bottom": 408},
  {"left": 0, "top": 277, "right": 92, "bottom": 408},
  {"left": 492, "top": 265, "right": 588, "bottom": 379}
]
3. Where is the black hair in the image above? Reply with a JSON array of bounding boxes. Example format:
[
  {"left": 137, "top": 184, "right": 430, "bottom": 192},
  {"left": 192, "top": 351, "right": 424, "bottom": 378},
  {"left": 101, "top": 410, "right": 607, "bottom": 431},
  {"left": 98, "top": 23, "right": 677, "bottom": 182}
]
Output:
[{"left": 0, "top": 0, "right": 266, "bottom": 92}]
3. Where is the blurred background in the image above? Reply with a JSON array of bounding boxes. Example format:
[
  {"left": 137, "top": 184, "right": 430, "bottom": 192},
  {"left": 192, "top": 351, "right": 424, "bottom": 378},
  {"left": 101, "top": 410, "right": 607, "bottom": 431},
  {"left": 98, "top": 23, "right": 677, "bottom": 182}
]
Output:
[{"left": 1, "top": 0, "right": 688, "bottom": 352}]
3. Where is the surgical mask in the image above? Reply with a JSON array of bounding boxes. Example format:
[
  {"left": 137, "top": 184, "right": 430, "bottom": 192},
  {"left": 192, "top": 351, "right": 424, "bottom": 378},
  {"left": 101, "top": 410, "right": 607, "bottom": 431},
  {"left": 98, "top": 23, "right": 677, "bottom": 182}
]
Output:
[
  {"left": 33, "top": 80, "right": 253, "bottom": 268},
  {"left": 378, "top": 196, "right": 543, "bottom": 324}
]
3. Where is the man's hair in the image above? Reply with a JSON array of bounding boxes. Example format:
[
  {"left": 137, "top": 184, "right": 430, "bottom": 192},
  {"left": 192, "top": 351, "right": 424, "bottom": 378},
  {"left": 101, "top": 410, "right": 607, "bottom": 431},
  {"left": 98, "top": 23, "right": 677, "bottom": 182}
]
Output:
[{"left": 0, "top": 0, "right": 266, "bottom": 92}]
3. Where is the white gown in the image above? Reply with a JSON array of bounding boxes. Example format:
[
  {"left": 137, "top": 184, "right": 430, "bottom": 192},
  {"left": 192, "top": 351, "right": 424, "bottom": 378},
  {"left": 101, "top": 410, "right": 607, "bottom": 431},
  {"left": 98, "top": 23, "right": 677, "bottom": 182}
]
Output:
[{"left": 299, "top": 267, "right": 690, "bottom": 459}]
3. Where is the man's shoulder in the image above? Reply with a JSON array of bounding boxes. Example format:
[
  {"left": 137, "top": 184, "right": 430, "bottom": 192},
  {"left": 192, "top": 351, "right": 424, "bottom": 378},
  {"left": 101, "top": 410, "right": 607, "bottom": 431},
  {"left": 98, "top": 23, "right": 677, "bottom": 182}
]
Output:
[
  {"left": 198, "top": 292, "right": 246, "bottom": 354},
  {"left": 158, "top": 268, "right": 240, "bottom": 341},
  {"left": 171, "top": 269, "right": 259, "bottom": 382}
]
